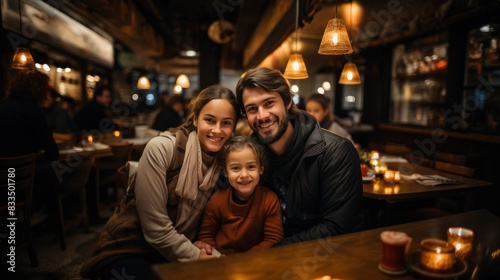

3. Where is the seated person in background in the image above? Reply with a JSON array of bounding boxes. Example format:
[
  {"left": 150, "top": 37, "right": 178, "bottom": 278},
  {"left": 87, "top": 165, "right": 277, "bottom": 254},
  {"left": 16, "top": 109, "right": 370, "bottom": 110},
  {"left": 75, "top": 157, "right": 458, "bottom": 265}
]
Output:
[
  {"left": 0, "top": 70, "right": 59, "bottom": 213},
  {"left": 236, "top": 67, "right": 363, "bottom": 246},
  {"left": 198, "top": 135, "right": 283, "bottom": 255},
  {"left": 305, "top": 93, "right": 354, "bottom": 144},
  {"left": 74, "top": 86, "right": 116, "bottom": 134},
  {"left": 151, "top": 94, "right": 185, "bottom": 132},
  {"left": 41, "top": 88, "right": 78, "bottom": 133},
  {"left": 60, "top": 95, "right": 77, "bottom": 118}
]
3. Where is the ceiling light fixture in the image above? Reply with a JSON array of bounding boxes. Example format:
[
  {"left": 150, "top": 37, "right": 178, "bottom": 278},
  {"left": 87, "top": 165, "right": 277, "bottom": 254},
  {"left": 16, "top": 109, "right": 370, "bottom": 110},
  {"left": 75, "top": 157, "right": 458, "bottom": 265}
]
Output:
[
  {"left": 339, "top": 1, "right": 360, "bottom": 84},
  {"left": 284, "top": 0, "right": 308, "bottom": 79},
  {"left": 137, "top": 75, "right": 151, "bottom": 89},
  {"left": 318, "top": 0, "right": 353, "bottom": 55},
  {"left": 11, "top": 0, "right": 35, "bottom": 70},
  {"left": 175, "top": 74, "right": 190, "bottom": 88}
]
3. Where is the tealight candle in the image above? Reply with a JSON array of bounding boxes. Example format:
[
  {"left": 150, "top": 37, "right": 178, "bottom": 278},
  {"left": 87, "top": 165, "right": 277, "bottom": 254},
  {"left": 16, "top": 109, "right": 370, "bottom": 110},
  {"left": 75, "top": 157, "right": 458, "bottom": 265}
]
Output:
[
  {"left": 393, "top": 171, "right": 401, "bottom": 183},
  {"left": 384, "top": 170, "right": 395, "bottom": 182},
  {"left": 447, "top": 227, "right": 474, "bottom": 259},
  {"left": 113, "top": 130, "right": 121, "bottom": 138},
  {"left": 420, "top": 239, "right": 455, "bottom": 271},
  {"left": 87, "top": 135, "right": 93, "bottom": 144}
]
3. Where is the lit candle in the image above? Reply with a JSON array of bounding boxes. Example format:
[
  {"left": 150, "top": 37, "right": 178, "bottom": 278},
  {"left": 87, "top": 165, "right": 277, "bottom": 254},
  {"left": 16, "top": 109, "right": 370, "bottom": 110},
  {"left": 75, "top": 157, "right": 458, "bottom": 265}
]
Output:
[
  {"left": 447, "top": 227, "right": 474, "bottom": 259},
  {"left": 394, "top": 171, "right": 401, "bottom": 183},
  {"left": 87, "top": 135, "right": 93, "bottom": 144},
  {"left": 384, "top": 170, "right": 395, "bottom": 182},
  {"left": 113, "top": 130, "right": 121, "bottom": 138},
  {"left": 420, "top": 239, "right": 455, "bottom": 271}
]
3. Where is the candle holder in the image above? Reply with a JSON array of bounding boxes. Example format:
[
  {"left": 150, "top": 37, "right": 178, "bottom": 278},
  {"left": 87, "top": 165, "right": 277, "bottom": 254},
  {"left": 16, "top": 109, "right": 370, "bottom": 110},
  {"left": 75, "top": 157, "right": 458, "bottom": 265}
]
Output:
[
  {"left": 420, "top": 239, "right": 455, "bottom": 271},
  {"left": 384, "top": 170, "right": 401, "bottom": 184},
  {"left": 447, "top": 227, "right": 474, "bottom": 259}
]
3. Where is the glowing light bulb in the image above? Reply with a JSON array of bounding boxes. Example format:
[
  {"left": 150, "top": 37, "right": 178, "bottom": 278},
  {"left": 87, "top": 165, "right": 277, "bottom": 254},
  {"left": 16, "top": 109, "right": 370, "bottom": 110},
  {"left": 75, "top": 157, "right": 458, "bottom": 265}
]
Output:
[
  {"left": 332, "top": 32, "right": 339, "bottom": 45},
  {"left": 20, "top": 54, "right": 27, "bottom": 63},
  {"left": 347, "top": 71, "right": 353, "bottom": 80},
  {"left": 292, "top": 61, "right": 300, "bottom": 71}
]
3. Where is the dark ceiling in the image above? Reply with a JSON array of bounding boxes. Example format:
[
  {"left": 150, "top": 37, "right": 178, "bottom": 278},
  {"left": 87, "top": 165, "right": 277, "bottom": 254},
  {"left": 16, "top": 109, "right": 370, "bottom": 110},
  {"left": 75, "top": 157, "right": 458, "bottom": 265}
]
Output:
[{"left": 60, "top": 0, "right": 500, "bottom": 76}]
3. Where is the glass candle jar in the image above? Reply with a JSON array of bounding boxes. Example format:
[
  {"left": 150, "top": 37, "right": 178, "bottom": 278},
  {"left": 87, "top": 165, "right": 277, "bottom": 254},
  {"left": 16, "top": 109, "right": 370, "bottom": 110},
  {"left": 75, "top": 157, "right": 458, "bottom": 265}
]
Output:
[
  {"left": 420, "top": 239, "right": 455, "bottom": 271},
  {"left": 447, "top": 227, "right": 474, "bottom": 259}
]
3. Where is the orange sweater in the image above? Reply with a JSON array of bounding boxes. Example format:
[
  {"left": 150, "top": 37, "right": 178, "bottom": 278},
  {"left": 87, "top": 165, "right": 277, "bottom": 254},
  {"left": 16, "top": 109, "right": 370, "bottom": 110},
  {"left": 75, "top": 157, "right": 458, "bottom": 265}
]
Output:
[{"left": 198, "top": 186, "right": 283, "bottom": 255}]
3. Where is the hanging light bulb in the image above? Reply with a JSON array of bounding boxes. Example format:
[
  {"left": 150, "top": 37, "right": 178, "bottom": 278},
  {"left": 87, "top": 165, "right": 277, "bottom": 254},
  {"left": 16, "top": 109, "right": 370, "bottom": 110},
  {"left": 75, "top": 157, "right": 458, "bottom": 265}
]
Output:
[
  {"left": 137, "top": 75, "right": 151, "bottom": 89},
  {"left": 11, "top": 0, "right": 35, "bottom": 70},
  {"left": 12, "top": 47, "right": 35, "bottom": 69},
  {"left": 318, "top": 0, "right": 353, "bottom": 55},
  {"left": 283, "top": 0, "right": 308, "bottom": 79},
  {"left": 339, "top": 62, "right": 361, "bottom": 84},
  {"left": 339, "top": 2, "right": 360, "bottom": 85},
  {"left": 175, "top": 74, "right": 190, "bottom": 88}
]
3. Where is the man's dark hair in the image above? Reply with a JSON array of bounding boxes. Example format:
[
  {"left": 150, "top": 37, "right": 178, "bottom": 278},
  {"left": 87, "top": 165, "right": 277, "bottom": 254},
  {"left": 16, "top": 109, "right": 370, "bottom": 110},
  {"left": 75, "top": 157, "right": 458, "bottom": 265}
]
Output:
[
  {"left": 235, "top": 67, "right": 298, "bottom": 115},
  {"left": 93, "top": 86, "right": 111, "bottom": 99}
]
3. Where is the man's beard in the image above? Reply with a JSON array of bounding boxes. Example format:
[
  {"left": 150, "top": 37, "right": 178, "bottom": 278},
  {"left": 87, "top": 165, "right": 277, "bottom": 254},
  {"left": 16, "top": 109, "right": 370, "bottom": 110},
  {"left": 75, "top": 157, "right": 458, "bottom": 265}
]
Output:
[{"left": 256, "top": 114, "right": 289, "bottom": 145}]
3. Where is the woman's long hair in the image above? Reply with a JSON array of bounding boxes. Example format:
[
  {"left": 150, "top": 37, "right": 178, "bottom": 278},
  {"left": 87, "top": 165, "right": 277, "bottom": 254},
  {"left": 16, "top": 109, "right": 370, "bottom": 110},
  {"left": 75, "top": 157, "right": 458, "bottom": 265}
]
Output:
[{"left": 7, "top": 70, "right": 50, "bottom": 105}]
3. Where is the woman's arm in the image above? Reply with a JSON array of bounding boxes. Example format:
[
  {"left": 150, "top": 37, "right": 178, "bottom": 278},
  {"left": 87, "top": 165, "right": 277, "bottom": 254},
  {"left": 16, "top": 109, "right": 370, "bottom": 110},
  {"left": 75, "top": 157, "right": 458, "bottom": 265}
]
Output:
[
  {"left": 197, "top": 191, "right": 222, "bottom": 249},
  {"left": 135, "top": 136, "right": 200, "bottom": 262}
]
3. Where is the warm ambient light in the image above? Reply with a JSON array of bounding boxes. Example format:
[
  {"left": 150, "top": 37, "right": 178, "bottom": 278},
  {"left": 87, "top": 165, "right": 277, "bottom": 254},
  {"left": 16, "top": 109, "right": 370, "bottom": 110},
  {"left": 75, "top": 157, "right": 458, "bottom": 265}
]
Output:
[
  {"left": 137, "top": 75, "right": 151, "bottom": 89},
  {"left": 175, "top": 74, "right": 190, "bottom": 88},
  {"left": 12, "top": 47, "right": 35, "bottom": 70},
  {"left": 322, "top": 81, "right": 331, "bottom": 91},
  {"left": 318, "top": 0, "right": 353, "bottom": 56},
  {"left": 339, "top": 62, "right": 361, "bottom": 84},
  {"left": 283, "top": 0, "right": 308, "bottom": 79}
]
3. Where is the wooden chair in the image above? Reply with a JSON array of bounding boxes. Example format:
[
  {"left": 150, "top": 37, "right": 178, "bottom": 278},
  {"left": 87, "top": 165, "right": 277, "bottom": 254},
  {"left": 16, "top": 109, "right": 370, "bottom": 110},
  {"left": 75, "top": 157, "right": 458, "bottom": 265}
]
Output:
[
  {"left": 53, "top": 132, "right": 77, "bottom": 149},
  {"left": 52, "top": 157, "right": 94, "bottom": 250},
  {"left": 434, "top": 161, "right": 476, "bottom": 178},
  {"left": 0, "top": 153, "right": 38, "bottom": 266},
  {"left": 95, "top": 142, "right": 133, "bottom": 210}
]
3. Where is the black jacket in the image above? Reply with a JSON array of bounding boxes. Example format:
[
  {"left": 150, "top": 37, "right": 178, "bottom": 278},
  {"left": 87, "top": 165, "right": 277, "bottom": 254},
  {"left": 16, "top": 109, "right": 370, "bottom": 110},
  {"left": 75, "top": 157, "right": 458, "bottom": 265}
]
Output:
[{"left": 260, "top": 111, "right": 364, "bottom": 245}]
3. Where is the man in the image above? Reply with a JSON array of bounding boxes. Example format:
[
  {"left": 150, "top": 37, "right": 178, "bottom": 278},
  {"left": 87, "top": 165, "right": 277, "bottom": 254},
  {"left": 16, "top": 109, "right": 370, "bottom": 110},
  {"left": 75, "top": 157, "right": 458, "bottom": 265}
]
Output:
[
  {"left": 74, "top": 86, "right": 116, "bottom": 133},
  {"left": 235, "top": 67, "right": 364, "bottom": 245},
  {"left": 41, "top": 88, "right": 78, "bottom": 133}
]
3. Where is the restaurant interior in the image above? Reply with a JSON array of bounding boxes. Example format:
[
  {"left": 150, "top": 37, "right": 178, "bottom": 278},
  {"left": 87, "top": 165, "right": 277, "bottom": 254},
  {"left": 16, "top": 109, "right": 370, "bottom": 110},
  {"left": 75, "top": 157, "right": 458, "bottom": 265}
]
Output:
[{"left": 1, "top": 0, "right": 500, "bottom": 279}]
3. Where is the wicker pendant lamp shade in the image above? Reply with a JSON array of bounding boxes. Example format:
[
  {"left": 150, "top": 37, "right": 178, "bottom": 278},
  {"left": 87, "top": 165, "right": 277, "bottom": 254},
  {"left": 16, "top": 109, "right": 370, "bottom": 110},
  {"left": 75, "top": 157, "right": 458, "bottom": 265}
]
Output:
[
  {"left": 283, "top": 0, "right": 308, "bottom": 79},
  {"left": 284, "top": 53, "right": 308, "bottom": 79},
  {"left": 339, "top": 62, "right": 361, "bottom": 84},
  {"left": 318, "top": 0, "right": 353, "bottom": 55}
]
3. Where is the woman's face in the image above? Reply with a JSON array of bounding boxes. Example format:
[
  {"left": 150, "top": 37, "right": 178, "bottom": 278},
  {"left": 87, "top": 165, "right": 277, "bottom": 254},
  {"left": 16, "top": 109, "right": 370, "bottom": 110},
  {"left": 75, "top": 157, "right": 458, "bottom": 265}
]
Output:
[
  {"left": 194, "top": 99, "right": 236, "bottom": 153},
  {"left": 306, "top": 100, "right": 329, "bottom": 123}
]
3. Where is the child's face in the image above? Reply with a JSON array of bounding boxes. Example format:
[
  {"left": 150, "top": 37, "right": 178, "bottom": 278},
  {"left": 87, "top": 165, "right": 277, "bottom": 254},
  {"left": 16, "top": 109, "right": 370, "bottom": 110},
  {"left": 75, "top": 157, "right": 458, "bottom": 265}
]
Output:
[{"left": 225, "top": 146, "right": 263, "bottom": 201}]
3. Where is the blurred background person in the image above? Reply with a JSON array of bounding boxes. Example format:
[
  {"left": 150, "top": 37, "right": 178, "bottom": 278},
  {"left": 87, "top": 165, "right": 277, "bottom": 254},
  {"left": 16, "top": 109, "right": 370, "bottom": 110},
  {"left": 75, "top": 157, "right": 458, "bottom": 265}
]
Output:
[
  {"left": 41, "top": 88, "right": 78, "bottom": 133},
  {"left": 150, "top": 94, "right": 185, "bottom": 132},
  {"left": 60, "top": 95, "right": 77, "bottom": 118},
  {"left": 0, "top": 70, "right": 59, "bottom": 215},
  {"left": 305, "top": 93, "right": 354, "bottom": 144},
  {"left": 74, "top": 86, "right": 116, "bottom": 133}
]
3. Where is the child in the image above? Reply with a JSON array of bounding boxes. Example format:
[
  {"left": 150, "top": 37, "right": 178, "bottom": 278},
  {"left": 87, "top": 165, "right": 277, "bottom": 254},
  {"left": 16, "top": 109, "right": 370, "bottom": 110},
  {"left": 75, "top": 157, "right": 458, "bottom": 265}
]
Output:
[{"left": 198, "top": 135, "right": 283, "bottom": 255}]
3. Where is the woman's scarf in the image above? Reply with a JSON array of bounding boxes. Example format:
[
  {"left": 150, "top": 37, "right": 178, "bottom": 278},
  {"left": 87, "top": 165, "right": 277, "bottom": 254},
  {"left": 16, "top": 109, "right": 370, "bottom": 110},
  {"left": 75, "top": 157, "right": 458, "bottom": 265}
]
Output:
[{"left": 174, "top": 130, "right": 220, "bottom": 235}]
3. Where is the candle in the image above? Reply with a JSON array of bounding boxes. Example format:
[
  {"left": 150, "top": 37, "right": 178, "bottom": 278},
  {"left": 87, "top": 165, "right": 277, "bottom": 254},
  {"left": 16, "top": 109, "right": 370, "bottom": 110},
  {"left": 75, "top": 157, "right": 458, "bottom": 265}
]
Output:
[
  {"left": 87, "top": 135, "right": 93, "bottom": 144},
  {"left": 113, "top": 130, "right": 121, "bottom": 138},
  {"left": 384, "top": 170, "right": 395, "bottom": 182},
  {"left": 420, "top": 239, "right": 455, "bottom": 271},
  {"left": 393, "top": 171, "right": 401, "bottom": 183},
  {"left": 447, "top": 227, "right": 474, "bottom": 259}
]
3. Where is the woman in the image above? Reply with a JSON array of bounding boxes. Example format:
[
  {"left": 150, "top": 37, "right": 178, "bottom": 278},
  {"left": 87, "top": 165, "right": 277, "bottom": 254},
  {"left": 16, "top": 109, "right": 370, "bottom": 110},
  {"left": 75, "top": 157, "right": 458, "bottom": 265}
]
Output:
[
  {"left": 305, "top": 93, "right": 354, "bottom": 144},
  {"left": 81, "top": 85, "right": 240, "bottom": 280}
]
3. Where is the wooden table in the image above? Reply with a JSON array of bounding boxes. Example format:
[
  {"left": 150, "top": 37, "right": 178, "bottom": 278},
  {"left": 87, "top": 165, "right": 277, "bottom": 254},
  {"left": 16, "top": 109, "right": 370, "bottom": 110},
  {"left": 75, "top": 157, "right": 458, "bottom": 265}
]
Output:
[
  {"left": 363, "top": 162, "right": 495, "bottom": 226},
  {"left": 152, "top": 209, "right": 500, "bottom": 280}
]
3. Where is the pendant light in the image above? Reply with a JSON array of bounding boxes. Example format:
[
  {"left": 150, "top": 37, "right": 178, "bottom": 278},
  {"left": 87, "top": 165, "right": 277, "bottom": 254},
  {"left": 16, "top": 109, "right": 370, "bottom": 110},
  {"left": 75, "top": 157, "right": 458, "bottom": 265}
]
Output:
[
  {"left": 283, "top": 0, "right": 308, "bottom": 79},
  {"left": 339, "top": 1, "right": 360, "bottom": 84},
  {"left": 339, "top": 61, "right": 361, "bottom": 84},
  {"left": 175, "top": 74, "right": 190, "bottom": 88},
  {"left": 318, "top": 0, "right": 353, "bottom": 55},
  {"left": 11, "top": 0, "right": 35, "bottom": 70},
  {"left": 137, "top": 75, "right": 151, "bottom": 89}
]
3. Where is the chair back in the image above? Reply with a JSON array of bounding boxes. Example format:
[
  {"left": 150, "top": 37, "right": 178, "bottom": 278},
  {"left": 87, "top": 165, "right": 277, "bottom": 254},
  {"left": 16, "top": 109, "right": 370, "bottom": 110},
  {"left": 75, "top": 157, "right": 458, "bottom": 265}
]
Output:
[
  {"left": 434, "top": 161, "right": 476, "bottom": 178},
  {"left": 54, "top": 157, "right": 94, "bottom": 195},
  {"left": 0, "top": 153, "right": 38, "bottom": 265},
  {"left": 99, "top": 142, "right": 133, "bottom": 170}
]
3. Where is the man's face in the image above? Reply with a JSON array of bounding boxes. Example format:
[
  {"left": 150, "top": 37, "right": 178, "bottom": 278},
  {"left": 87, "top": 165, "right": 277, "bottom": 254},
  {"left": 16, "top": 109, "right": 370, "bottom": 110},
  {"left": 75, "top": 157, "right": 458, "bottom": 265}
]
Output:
[
  {"left": 96, "top": 89, "right": 112, "bottom": 108},
  {"left": 241, "top": 87, "right": 290, "bottom": 145}
]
